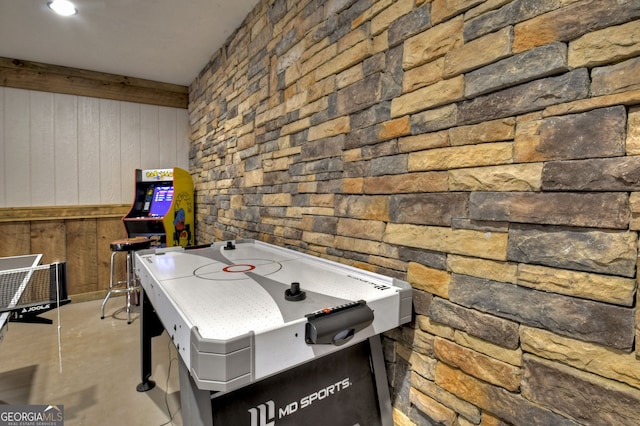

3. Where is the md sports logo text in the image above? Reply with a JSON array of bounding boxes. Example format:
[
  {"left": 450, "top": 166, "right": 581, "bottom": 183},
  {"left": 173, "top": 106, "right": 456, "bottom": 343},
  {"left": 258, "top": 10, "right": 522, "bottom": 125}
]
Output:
[{"left": 248, "top": 378, "right": 351, "bottom": 426}]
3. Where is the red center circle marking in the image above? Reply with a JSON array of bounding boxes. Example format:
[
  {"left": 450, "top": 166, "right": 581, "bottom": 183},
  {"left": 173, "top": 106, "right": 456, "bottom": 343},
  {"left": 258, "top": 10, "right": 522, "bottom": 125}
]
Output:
[{"left": 222, "top": 264, "right": 256, "bottom": 273}]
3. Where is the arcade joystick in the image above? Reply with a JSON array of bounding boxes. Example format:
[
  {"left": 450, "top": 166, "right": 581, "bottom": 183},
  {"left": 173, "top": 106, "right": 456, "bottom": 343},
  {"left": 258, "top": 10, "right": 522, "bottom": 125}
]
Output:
[
  {"left": 224, "top": 241, "right": 236, "bottom": 250},
  {"left": 285, "top": 282, "right": 306, "bottom": 301}
]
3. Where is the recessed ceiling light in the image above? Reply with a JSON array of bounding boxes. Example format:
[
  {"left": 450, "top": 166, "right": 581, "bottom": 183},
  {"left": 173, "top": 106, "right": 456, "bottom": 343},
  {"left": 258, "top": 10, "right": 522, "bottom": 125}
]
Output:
[{"left": 48, "top": 0, "right": 77, "bottom": 17}]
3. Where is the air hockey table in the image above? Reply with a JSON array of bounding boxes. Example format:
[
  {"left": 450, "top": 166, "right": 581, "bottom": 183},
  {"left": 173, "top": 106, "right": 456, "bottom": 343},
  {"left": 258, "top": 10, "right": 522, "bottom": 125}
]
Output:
[{"left": 134, "top": 239, "right": 412, "bottom": 426}]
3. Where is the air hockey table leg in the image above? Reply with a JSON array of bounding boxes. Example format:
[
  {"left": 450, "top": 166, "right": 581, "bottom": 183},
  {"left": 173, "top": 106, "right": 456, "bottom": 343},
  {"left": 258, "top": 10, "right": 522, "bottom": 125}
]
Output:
[
  {"left": 179, "top": 356, "right": 213, "bottom": 426},
  {"left": 370, "top": 336, "right": 394, "bottom": 426},
  {"left": 137, "top": 289, "right": 164, "bottom": 392}
]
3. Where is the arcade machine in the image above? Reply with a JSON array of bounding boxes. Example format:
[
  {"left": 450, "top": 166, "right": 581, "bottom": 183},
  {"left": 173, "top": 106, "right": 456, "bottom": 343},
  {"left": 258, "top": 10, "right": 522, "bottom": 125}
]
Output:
[{"left": 122, "top": 168, "right": 195, "bottom": 247}]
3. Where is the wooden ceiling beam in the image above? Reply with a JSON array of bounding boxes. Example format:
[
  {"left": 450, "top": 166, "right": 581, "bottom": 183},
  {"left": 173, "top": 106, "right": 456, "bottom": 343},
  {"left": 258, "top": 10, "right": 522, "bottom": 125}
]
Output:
[{"left": 0, "top": 57, "right": 188, "bottom": 109}]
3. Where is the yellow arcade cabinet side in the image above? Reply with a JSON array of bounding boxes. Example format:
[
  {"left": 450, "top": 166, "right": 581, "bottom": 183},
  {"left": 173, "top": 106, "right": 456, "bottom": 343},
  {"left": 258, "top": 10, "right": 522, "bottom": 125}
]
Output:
[{"left": 122, "top": 168, "right": 194, "bottom": 247}]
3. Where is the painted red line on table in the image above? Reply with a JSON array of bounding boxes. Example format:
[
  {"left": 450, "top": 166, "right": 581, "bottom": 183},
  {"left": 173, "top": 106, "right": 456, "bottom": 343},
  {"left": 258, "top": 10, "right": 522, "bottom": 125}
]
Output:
[{"left": 222, "top": 264, "right": 256, "bottom": 273}]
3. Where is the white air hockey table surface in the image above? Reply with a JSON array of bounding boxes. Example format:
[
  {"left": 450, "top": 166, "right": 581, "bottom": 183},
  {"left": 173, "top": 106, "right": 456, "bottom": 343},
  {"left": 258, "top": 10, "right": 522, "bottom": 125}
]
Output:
[{"left": 135, "top": 239, "right": 412, "bottom": 393}]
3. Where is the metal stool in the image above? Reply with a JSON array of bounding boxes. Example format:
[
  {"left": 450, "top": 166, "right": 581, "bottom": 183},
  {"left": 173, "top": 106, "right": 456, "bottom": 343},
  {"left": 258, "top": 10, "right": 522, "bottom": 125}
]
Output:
[{"left": 100, "top": 237, "right": 151, "bottom": 324}]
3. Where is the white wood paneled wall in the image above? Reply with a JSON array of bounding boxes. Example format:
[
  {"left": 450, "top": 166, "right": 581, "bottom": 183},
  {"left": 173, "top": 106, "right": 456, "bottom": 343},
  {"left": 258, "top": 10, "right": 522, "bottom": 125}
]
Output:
[{"left": 0, "top": 87, "right": 189, "bottom": 207}]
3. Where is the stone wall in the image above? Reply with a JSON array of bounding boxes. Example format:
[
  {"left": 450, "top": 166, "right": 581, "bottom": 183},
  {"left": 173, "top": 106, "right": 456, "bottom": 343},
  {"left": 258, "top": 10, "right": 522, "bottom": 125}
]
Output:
[{"left": 188, "top": 0, "right": 640, "bottom": 424}]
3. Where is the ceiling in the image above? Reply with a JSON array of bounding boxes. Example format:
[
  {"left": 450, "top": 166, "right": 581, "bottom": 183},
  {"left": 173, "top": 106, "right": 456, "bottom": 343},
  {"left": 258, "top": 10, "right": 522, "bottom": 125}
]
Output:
[{"left": 0, "top": 0, "right": 261, "bottom": 86}]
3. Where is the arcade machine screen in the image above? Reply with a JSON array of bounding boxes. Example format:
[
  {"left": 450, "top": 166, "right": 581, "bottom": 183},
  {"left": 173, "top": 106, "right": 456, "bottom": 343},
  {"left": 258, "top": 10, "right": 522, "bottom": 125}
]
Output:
[{"left": 149, "top": 186, "right": 173, "bottom": 217}]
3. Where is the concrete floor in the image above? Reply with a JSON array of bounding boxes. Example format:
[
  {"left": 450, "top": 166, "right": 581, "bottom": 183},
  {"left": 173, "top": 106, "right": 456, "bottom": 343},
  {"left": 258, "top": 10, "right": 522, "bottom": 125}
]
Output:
[{"left": 0, "top": 297, "right": 183, "bottom": 425}]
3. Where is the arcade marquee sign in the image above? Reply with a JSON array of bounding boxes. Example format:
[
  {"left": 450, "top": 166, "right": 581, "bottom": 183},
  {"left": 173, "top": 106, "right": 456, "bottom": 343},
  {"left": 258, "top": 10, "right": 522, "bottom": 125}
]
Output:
[{"left": 142, "top": 168, "right": 174, "bottom": 182}]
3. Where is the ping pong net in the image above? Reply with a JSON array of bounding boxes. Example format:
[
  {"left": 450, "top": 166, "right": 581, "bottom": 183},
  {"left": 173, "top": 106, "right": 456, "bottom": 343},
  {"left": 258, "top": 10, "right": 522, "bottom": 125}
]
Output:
[{"left": 0, "top": 262, "right": 69, "bottom": 322}]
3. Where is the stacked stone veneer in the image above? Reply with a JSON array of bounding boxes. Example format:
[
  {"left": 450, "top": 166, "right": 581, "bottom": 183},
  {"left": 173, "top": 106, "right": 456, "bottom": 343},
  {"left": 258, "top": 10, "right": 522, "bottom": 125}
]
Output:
[{"left": 189, "top": 0, "right": 640, "bottom": 424}]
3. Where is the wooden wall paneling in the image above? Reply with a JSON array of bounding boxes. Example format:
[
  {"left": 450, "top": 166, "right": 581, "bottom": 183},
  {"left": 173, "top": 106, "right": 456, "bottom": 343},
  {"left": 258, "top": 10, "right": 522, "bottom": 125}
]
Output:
[
  {"left": 78, "top": 96, "right": 101, "bottom": 205},
  {"left": 0, "top": 57, "right": 189, "bottom": 109},
  {"left": 0, "top": 204, "right": 129, "bottom": 222},
  {"left": 22, "top": 220, "right": 64, "bottom": 304},
  {"left": 65, "top": 219, "right": 98, "bottom": 295},
  {"left": 0, "top": 221, "right": 30, "bottom": 257},
  {"left": 120, "top": 102, "right": 141, "bottom": 205},
  {"left": 25, "top": 222, "right": 62, "bottom": 321},
  {"left": 159, "top": 106, "right": 178, "bottom": 167},
  {"left": 0, "top": 88, "right": 5, "bottom": 207},
  {"left": 30, "top": 220, "right": 66, "bottom": 264},
  {"left": 140, "top": 104, "right": 160, "bottom": 169},
  {"left": 177, "top": 109, "right": 189, "bottom": 170},
  {"left": 30, "top": 91, "right": 55, "bottom": 206},
  {"left": 3, "top": 87, "right": 189, "bottom": 208},
  {"left": 54, "top": 93, "right": 79, "bottom": 205},
  {"left": 97, "top": 218, "right": 128, "bottom": 293},
  {"left": 0, "top": 205, "right": 130, "bottom": 299},
  {"left": 121, "top": 169, "right": 136, "bottom": 208},
  {"left": 99, "top": 99, "right": 122, "bottom": 204},
  {"left": 4, "top": 88, "right": 30, "bottom": 207}
]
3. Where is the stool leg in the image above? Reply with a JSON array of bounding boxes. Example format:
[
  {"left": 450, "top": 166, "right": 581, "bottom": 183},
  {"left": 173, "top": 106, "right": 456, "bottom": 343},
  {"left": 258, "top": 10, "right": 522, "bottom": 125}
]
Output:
[
  {"left": 101, "top": 250, "right": 117, "bottom": 319},
  {"left": 126, "top": 251, "right": 132, "bottom": 324},
  {"left": 132, "top": 262, "right": 140, "bottom": 306}
]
